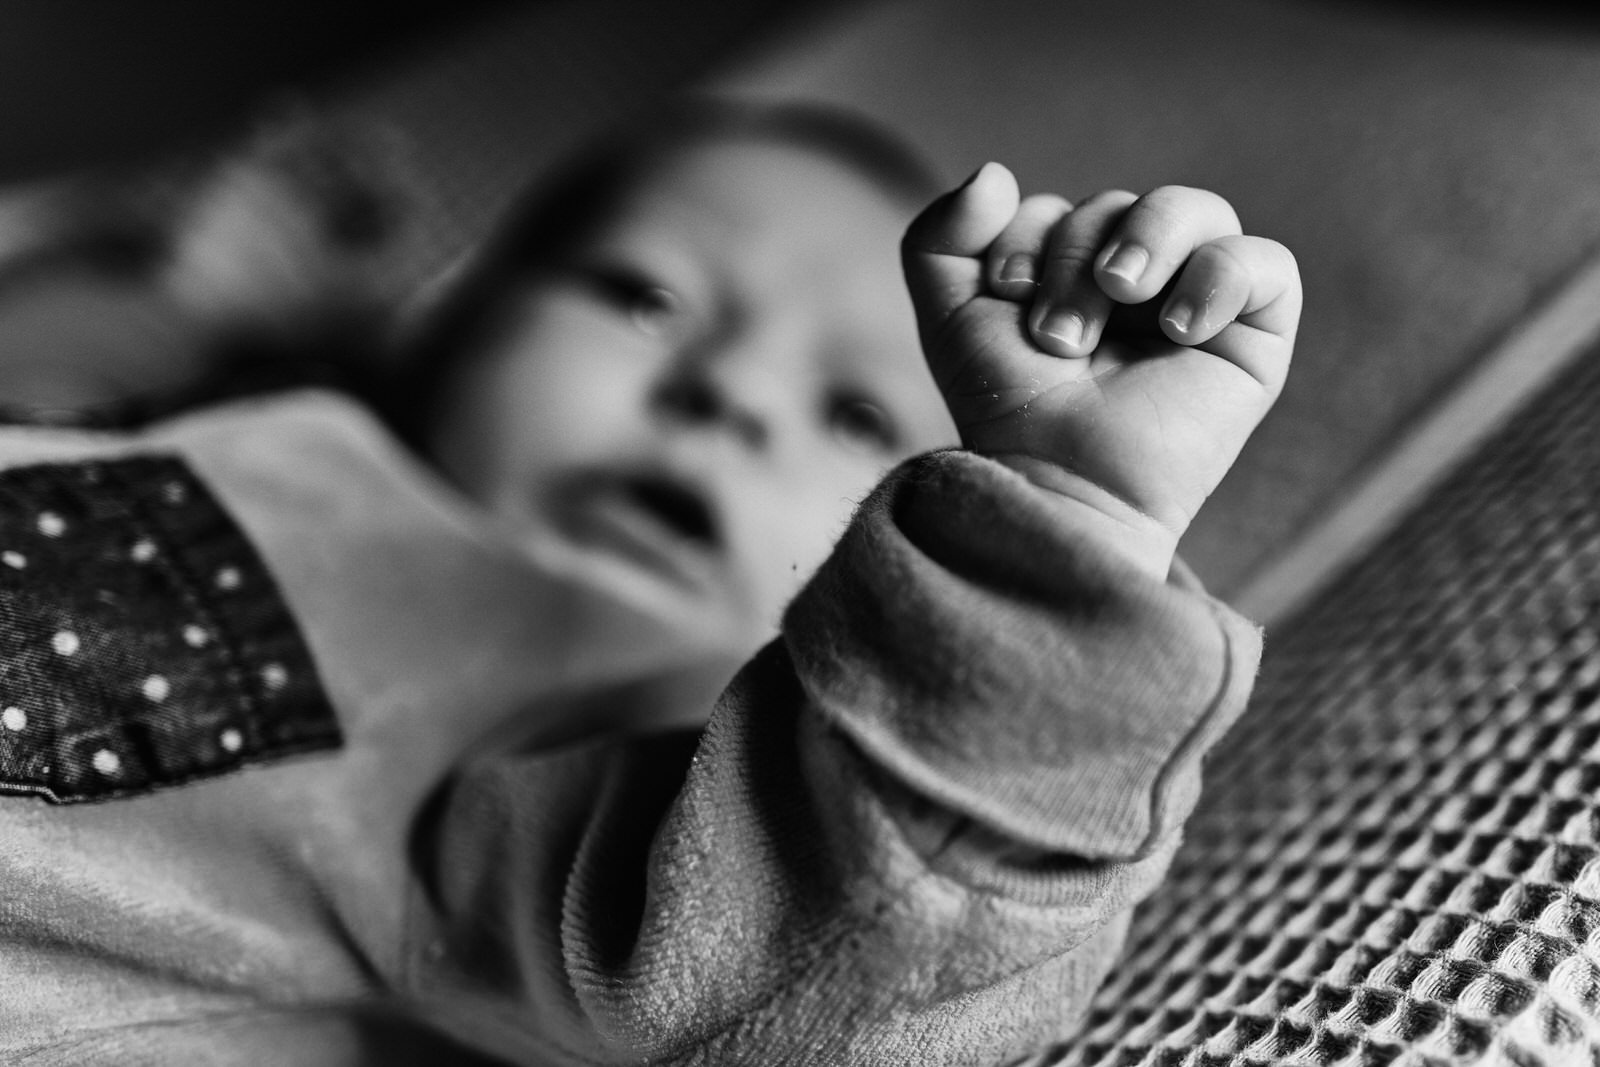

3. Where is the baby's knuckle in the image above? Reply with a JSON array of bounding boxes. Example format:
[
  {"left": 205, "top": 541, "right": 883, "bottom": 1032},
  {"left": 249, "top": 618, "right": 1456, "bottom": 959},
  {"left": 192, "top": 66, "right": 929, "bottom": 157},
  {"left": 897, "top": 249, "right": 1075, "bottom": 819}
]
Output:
[
  {"left": 1232, "top": 235, "right": 1301, "bottom": 288},
  {"left": 1140, "top": 185, "right": 1239, "bottom": 230},
  {"left": 1019, "top": 192, "right": 1073, "bottom": 216},
  {"left": 1195, "top": 240, "right": 1251, "bottom": 278},
  {"left": 1046, "top": 242, "right": 1100, "bottom": 273},
  {"left": 1127, "top": 194, "right": 1188, "bottom": 232},
  {"left": 1266, "top": 238, "right": 1300, "bottom": 275},
  {"left": 1076, "top": 189, "right": 1137, "bottom": 214},
  {"left": 1143, "top": 183, "right": 1199, "bottom": 201}
]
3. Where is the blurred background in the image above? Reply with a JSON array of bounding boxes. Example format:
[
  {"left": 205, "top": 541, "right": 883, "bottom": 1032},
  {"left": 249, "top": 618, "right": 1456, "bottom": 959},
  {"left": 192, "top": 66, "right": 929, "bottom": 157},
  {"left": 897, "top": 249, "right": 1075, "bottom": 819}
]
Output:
[{"left": 5, "top": 0, "right": 1600, "bottom": 608}]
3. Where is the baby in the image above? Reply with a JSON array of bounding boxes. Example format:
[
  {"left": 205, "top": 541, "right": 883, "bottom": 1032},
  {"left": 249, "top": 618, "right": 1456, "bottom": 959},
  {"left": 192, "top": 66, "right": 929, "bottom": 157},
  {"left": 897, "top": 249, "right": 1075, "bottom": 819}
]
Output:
[
  {"left": 387, "top": 101, "right": 1292, "bottom": 655},
  {"left": 0, "top": 100, "right": 1297, "bottom": 1066}
]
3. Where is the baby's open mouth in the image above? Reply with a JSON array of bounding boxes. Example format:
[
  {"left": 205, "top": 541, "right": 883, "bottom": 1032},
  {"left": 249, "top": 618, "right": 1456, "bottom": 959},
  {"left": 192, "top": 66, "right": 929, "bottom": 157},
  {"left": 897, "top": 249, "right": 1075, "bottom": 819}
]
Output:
[
  {"left": 619, "top": 475, "right": 720, "bottom": 548},
  {"left": 547, "top": 467, "right": 726, "bottom": 594}
]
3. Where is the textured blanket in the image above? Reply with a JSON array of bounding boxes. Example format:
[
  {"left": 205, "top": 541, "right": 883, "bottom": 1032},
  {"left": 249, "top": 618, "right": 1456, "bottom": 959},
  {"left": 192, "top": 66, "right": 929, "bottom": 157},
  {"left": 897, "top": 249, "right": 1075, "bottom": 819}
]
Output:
[{"left": 1029, "top": 341, "right": 1600, "bottom": 1064}]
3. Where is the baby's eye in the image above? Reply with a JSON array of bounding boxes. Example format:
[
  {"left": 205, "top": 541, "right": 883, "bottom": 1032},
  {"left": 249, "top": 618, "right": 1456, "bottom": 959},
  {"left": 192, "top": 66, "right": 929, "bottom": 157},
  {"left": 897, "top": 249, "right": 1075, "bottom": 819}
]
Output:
[
  {"left": 825, "top": 393, "right": 901, "bottom": 454},
  {"left": 581, "top": 264, "right": 680, "bottom": 334}
]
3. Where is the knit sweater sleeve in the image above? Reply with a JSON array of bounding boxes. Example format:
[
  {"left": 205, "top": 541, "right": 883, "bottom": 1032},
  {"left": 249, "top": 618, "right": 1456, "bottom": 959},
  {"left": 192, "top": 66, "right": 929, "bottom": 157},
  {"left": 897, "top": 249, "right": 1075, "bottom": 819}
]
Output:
[{"left": 425, "top": 449, "right": 1261, "bottom": 1066}]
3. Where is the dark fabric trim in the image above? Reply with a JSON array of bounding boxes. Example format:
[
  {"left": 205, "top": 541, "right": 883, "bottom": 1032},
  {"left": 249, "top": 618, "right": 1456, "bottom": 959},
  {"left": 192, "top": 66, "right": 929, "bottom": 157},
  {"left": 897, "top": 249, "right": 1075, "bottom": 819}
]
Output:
[{"left": 0, "top": 454, "right": 342, "bottom": 803}]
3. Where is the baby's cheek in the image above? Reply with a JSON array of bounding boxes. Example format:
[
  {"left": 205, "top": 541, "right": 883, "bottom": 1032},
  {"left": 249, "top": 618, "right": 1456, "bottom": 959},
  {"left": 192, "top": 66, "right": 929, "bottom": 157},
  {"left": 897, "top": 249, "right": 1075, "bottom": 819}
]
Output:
[
  {"left": 789, "top": 474, "right": 883, "bottom": 589},
  {"left": 726, "top": 444, "right": 898, "bottom": 630},
  {"left": 728, "top": 509, "right": 819, "bottom": 631}
]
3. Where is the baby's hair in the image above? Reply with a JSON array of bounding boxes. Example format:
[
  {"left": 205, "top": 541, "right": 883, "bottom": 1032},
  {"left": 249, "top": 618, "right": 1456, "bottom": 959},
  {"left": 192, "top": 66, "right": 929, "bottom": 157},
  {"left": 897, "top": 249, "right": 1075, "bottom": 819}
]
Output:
[{"left": 389, "top": 96, "right": 941, "bottom": 448}]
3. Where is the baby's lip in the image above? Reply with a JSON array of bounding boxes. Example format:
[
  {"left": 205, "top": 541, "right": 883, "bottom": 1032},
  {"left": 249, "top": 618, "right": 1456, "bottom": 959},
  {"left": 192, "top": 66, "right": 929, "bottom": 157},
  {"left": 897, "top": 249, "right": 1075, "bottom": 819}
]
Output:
[
  {"left": 615, "top": 474, "right": 720, "bottom": 548},
  {"left": 547, "top": 465, "right": 726, "bottom": 591}
]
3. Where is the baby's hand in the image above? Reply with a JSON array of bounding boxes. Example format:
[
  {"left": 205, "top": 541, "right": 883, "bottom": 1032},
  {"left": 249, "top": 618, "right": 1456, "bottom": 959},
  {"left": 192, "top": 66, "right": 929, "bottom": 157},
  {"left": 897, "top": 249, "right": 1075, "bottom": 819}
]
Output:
[{"left": 902, "top": 164, "right": 1299, "bottom": 577}]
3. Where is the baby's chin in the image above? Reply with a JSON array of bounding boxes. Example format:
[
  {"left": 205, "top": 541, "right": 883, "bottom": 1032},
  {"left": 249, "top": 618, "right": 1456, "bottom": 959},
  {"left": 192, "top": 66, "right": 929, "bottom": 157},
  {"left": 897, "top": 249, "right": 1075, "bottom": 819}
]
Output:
[{"left": 517, "top": 525, "right": 773, "bottom": 662}]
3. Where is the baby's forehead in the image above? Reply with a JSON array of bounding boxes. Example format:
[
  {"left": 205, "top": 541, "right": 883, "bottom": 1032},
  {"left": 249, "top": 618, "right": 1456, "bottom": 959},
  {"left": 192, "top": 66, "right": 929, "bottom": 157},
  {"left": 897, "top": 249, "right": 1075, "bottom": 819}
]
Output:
[
  {"left": 616, "top": 133, "right": 925, "bottom": 223},
  {"left": 583, "top": 140, "right": 911, "bottom": 294},
  {"left": 611, "top": 123, "right": 934, "bottom": 223}
]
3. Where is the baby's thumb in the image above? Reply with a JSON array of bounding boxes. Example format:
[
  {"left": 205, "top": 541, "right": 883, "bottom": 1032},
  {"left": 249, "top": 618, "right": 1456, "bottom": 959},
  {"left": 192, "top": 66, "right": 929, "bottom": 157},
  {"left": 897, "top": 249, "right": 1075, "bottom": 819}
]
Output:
[{"left": 901, "top": 162, "right": 1019, "bottom": 347}]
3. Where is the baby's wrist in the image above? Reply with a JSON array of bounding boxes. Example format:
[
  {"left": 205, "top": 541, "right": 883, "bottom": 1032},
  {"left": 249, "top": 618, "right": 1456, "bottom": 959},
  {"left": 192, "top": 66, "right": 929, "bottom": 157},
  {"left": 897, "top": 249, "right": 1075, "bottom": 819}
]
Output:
[{"left": 985, "top": 452, "right": 1179, "bottom": 581}]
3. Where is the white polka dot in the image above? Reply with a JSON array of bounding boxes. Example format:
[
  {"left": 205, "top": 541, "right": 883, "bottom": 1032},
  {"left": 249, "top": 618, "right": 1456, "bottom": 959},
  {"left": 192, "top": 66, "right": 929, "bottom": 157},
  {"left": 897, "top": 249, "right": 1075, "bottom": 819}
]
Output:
[
  {"left": 183, "top": 625, "right": 209, "bottom": 648},
  {"left": 1, "top": 707, "right": 26, "bottom": 731},
  {"left": 2, "top": 551, "right": 24, "bottom": 570},
  {"left": 141, "top": 675, "right": 171, "bottom": 702},
  {"left": 51, "top": 631, "right": 80, "bottom": 656},
  {"left": 36, "top": 512, "right": 65, "bottom": 537},
  {"left": 215, "top": 567, "right": 241, "bottom": 591},
  {"left": 219, "top": 728, "right": 243, "bottom": 753},
  {"left": 130, "top": 539, "right": 157, "bottom": 563},
  {"left": 261, "top": 663, "right": 288, "bottom": 691},
  {"left": 91, "top": 749, "right": 121, "bottom": 775}
]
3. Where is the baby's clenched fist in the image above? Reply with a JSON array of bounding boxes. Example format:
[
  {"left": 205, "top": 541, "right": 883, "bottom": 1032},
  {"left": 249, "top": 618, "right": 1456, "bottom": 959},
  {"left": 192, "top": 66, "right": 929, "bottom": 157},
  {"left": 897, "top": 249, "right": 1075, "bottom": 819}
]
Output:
[{"left": 902, "top": 163, "right": 1300, "bottom": 577}]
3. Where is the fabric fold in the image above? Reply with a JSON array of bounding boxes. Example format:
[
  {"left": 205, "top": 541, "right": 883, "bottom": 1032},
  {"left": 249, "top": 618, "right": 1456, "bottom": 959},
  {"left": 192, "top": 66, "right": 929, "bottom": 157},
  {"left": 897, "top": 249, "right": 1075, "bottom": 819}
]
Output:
[{"left": 785, "top": 450, "right": 1261, "bottom": 860}]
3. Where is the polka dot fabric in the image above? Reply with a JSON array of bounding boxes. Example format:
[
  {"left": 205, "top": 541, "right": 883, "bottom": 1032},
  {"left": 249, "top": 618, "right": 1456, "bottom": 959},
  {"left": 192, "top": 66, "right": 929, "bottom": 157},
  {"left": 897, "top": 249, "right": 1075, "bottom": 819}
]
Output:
[
  {"left": 1025, "top": 348, "right": 1600, "bottom": 1066},
  {"left": 0, "top": 455, "right": 340, "bottom": 802}
]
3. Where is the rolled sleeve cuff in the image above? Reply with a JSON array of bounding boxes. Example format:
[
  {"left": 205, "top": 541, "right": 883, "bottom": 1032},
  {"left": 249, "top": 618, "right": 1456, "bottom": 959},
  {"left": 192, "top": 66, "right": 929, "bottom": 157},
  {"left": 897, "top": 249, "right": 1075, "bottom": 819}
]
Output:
[{"left": 783, "top": 450, "right": 1261, "bottom": 862}]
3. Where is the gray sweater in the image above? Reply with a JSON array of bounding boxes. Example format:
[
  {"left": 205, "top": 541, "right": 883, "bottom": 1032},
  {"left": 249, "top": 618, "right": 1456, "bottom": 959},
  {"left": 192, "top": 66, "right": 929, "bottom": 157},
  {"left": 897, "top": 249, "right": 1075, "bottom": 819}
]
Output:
[{"left": 0, "top": 391, "right": 1258, "bottom": 1065}]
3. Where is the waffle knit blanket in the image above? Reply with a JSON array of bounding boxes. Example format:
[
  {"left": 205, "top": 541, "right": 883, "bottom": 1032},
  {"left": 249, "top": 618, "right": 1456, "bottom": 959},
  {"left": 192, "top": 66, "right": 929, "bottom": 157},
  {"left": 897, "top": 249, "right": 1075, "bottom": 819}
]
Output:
[{"left": 1031, "top": 347, "right": 1600, "bottom": 1065}]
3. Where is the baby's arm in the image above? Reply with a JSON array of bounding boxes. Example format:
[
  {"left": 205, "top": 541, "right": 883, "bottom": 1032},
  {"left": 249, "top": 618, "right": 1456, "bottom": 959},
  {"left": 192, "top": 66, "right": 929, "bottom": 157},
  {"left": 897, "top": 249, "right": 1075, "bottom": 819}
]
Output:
[
  {"left": 427, "top": 173, "right": 1299, "bottom": 1064},
  {"left": 902, "top": 164, "right": 1300, "bottom": 578}
]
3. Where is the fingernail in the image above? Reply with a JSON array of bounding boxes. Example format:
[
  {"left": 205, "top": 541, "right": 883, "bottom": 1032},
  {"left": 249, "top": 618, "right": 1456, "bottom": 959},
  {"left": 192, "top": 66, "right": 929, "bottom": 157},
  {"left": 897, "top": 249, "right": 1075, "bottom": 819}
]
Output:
[
  {"left": 999, "top": 253, "right": 1036, "bottom": 285},
  {"left": 1038, "top": 309, "right": 1085, "bottom": 349},
  {"left": 1100, "top": 241, "right": 1149, "bottom": 284},
  {"left": 1164, "top": 299, "right": 1194, "bottom": 334}
]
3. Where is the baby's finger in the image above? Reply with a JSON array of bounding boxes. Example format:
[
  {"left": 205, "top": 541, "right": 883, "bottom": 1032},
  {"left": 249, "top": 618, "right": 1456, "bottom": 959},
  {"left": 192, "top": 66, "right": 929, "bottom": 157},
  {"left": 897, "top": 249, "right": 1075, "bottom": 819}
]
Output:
[
  {"left": 1029, "top": 190, "right": 1138, "bottom": 358},
  {"left": 1093, "top": 186, "right": 1242, "bottom": 305},
  {"left": 984, "top": 193, "right": 1072, "bottom": 301},
  {"left": 1162, "top": 234, "right": 1301, "bottom": 390},
  {"left": 902, "top": 162, "right": 1021, "bottom": 350}
]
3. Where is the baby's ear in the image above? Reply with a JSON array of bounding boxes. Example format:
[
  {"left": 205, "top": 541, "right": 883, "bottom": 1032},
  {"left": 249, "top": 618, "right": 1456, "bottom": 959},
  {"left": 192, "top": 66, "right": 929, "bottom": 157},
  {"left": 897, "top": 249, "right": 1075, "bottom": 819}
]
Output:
[{"left": 900, "top": 162, "right": 1018, "bottom": 350}]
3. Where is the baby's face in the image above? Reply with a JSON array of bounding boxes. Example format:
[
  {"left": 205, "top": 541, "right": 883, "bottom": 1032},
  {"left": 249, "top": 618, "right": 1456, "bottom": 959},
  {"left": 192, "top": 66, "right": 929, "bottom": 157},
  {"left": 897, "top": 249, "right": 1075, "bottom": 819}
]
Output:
[{"left": 428, "top": 138, "right": 957, "bottom": 649}]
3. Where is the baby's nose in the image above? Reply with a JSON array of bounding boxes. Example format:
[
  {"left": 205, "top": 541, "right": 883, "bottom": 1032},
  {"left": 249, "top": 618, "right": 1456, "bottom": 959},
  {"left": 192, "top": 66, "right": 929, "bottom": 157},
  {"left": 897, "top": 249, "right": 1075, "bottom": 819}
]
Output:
[{"left": 650, "top": 370, "right": 770, "bottom": 453}]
